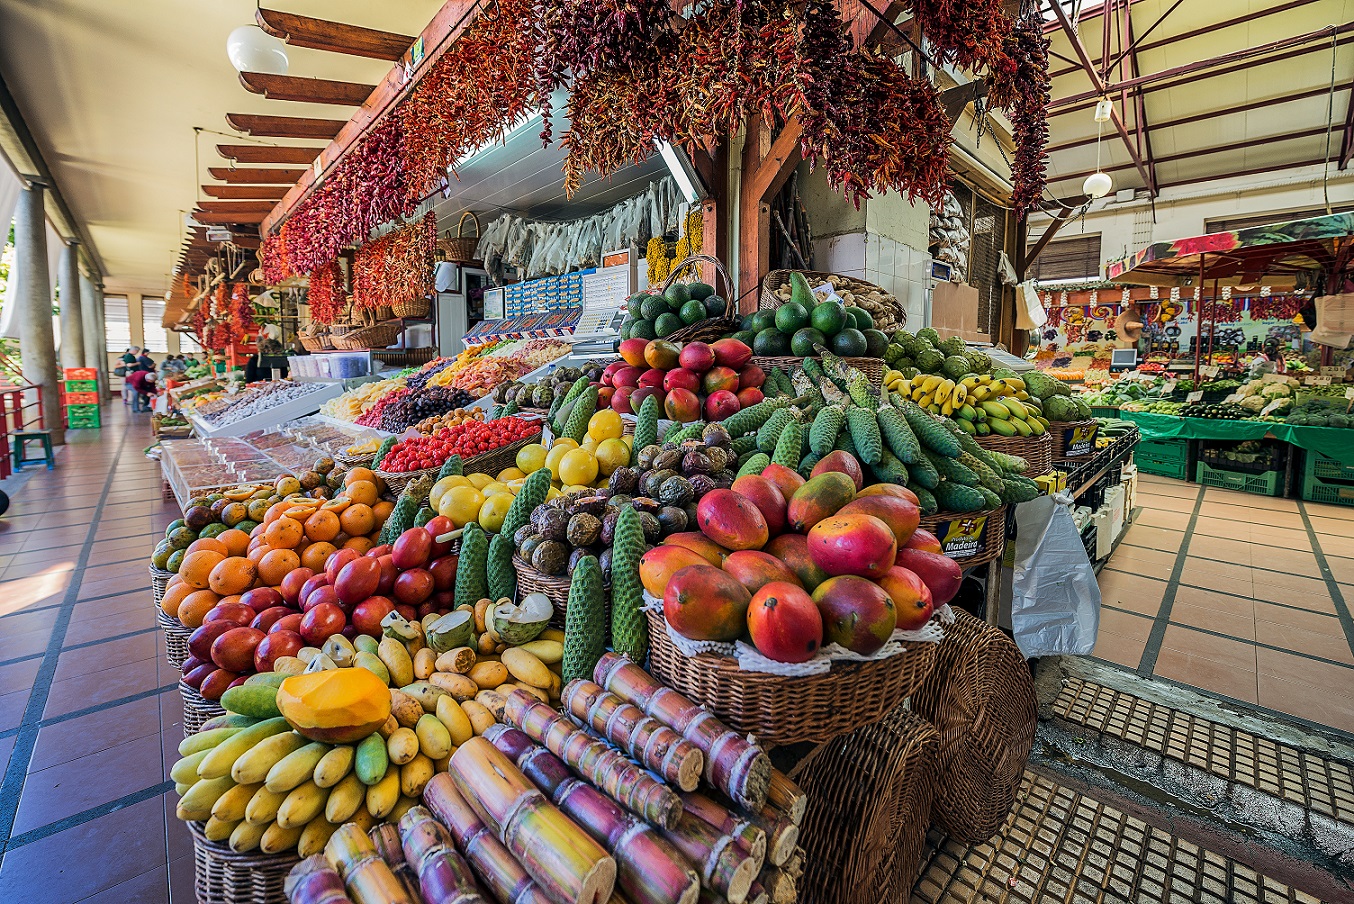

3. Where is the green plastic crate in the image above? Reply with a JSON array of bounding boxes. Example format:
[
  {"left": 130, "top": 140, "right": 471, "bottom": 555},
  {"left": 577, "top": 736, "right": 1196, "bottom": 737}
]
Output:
[
  {"left": 1134, "top": 451, "right": 1189, "bottom": 480},
  {"left": 1136, "top": 437, "right": 1189, "bottom": 463},
  {"left": 1301, "top": 472, "right": 1354, "bottom": 507},
  {"left": 66, "top": 403, "right": 101, "bottom": 428},
  {"left": 1195, "top": 461, "right": 1282, "bottom": 497},
  {"left": 1304, "top": 450, "right": 1354, "bottom": 484},
  {"left": 63, "top": 379, "right": 97, "bottom": 392},
  {"left": 1090, "top": 406, "right": 1121, "bottom": 418}
]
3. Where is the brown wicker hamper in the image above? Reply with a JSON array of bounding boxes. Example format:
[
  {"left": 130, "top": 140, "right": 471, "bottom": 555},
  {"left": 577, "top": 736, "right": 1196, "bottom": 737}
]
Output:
[
  {"left": 190, "top": 821, "right": 298, "bottom": 904},
  {"left": 910, "top": 609, "right": 1037, "bottom": 842}
]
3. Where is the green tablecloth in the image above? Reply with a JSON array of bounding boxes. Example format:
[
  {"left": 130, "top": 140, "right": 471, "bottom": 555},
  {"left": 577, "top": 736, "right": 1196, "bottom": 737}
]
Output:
[{"left": 1121, "top": 411, "right": 1354, "bottom": 467}]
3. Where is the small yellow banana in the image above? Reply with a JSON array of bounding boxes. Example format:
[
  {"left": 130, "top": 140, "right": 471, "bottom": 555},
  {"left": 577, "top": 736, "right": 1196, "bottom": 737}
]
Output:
[
  {"left": 953, "top": 384, "right": 967, "bottom": 406},
  {"left": 918, "top": 392, "right": 936, "bottom": 409},
  {"left": 935, "top": 380, "right": 954, "bottom": 406}
]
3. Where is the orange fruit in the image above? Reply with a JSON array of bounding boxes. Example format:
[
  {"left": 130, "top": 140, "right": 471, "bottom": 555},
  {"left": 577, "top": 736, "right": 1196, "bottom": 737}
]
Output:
[
  {"left": 372, "top": 500, "right": 394, "bottom": 527},
  {"left": 344, "top": 480, "right": 379, "bottom": 507},
  {"left": 264, "top": 502, "right": 289, "bottom": 525},
  {"left": 303, "top": 509, "right": 341, "bottom": 543},
  {"left": 264, "top": 517, "right": 304, "bottom": 549},
  {"left": 258, "top": 548, "right": 301, "bottom": 586},
  {"left": 177, "top": 589, "right": 221, "bottom": 628},
  {"left": 208, "top": 557, "right": 258, "bottom": 595},
  {"left": 217, "top": 529, "right": 251, "bottom": 557},
  {"left": 186, "top": 537, "right": 229, "bottom": 557},
  {"left": 167, "top": 573, "right": 185, "bottom": 589},
  {"left": 161, "top": 582, "right": 196, "bottom": 618},
  {"left": 344, "top": 467, "right": 376, "bottom": 486},
  {"left": 247, "top": 545, "right": 269, "bottom": 566},
  {"left": 343, "top": 536, "right": 375, "bottom": 554},
  {"left": 300, "top": 542, "right": 337, "bottom": 573},
  {"left": 339, "top": 503, "right": 376, "bottom": 537},
  {"left": 180, "top": 550, "right": 227, "bottom": 590}
]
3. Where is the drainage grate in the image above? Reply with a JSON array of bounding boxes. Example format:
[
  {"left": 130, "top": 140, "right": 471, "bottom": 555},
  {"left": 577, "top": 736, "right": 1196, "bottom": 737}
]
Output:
[
  {"left": 912, "top": 772, "right": 1325, "bottom": 903},
  {"left": 1051, "top": 676, "right": 1354, "bottom": 826}
]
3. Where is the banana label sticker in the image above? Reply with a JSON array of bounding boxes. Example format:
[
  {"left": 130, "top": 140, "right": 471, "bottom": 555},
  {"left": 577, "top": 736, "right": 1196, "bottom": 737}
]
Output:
[
  {"left": 1063, "top": 423, "right": 1098, "bottom": 457},
  {"left": 937, "top": 515, "right": 989, "bottom": 559}
]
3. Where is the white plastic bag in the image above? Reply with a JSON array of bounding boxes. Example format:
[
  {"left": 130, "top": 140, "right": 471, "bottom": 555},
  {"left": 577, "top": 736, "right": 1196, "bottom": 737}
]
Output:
[{"left": 1009, "top": 493, "right": 1100, "bottom": 657}]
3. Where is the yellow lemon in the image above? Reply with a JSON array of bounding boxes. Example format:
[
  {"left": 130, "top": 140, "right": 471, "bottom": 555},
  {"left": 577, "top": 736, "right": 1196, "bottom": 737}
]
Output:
[
  {"left": 549, "top": 437, "right": 579, "bottom": 452},
  {"left": 545, "top": 486, "right": 563, "bottom": 501},
  {"left": 580, "top": 439, "right": 599, "bottom": 455},
  {"left": 477, "top": 494, "right": 514, "bottom": 533},
  {"left": 587, "top": 409, "right": 623, "bottom": 441},
  {"left": 428, "top": 476, "right": 459, "bottom": 512},
  {"left": 515, "top": 444, "right": 547, "bottom": 474},
  {"left": 480, "top": 481, "right": 512, "bottom": 497},
  {"left": 544, "top": 444, "right": 575, "bottom": 480},
  {"left": 595, "top": 438, "right": 630, "bottom": 476},
  {"left": 496, "top": 466, "right": 526, "bottom": 482},
  {"left": 466, "top": 473, "right": 494, "bottom": 490},
  {"left": 437, "top": 485, "right": 486, "bottom": 528},
  {"left": 558, "top": 449, "right": 599, "bottom": 486}
]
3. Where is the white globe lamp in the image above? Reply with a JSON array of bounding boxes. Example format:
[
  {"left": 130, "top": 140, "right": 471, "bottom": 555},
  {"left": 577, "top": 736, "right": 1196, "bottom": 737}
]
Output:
[
  {"left": 227, "top": 25, "right": 289, "bottom": 75},
  {"left": 1083, "top": 171, "right": 1113, "bottom": 199}
]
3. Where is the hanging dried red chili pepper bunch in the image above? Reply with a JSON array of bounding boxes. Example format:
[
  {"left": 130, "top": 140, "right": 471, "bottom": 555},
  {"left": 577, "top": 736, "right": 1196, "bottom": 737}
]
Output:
[
  {"left": 306, "top": 258, "right": 345, "bottom": 324},
  {"left": 908, "top": 0, "right": 1011, "bottom": 73},
  {"left": 986, "top": 7, "right": 1051, "bottom": 216},
  {"left": 230, "top": 282, "right": 257, "bottom": 335},
  {"left": 260, "top": 233, "right": 291, "bottom": 283},
  {"left": 191, "top": 301, "right": 208, "bottom": 349},
  {"left": 353, "top": 211, "right": 437, "bottom": 311}
]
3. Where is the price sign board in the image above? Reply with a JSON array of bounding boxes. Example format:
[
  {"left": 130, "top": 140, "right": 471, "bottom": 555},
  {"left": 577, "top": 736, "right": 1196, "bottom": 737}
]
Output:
[
  {"left": 1186, "top": 390, "right": 1204, "bottom": 403},
  {"left": 1261, "top": 372, "right": 1287, "bottom": 383},
  {"left": 1261, "top": 398, "right": 1287, "bottom": 416},
  {"left": 1162, "top": 380, "right": 1178, "bottom": 394},
  {"left": 1313, "top": 377, "right": 1333, "bottom": 386},
  {"left": 1201, "top": 365, "right": 1221, "bottom": 378},
  {"left": 1223, "top": 393, "right": 1240, "bottom": 404},
  {"left": 1322, "top": 366, "right": 1345, "bottom": 376},
  {"left": 1062, "top": 422, "right": 1098, "bottom": 457},
  {"left": 930, "top": 514, "right": 991, "bottom": 559},
  {"left": 1346, "top": 387, "right": 1354, "bottom": 400}
]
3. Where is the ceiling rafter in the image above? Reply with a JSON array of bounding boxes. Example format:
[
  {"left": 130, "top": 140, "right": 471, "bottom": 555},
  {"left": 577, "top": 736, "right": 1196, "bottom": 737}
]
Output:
[
  {"left": 216, "top": 145, "right": 324, "bottom": 165},
  {"left": 196, "top": 201, "right": 279, "bottom": 214},
  {"left": 1340, "top": 73, "right": 1354, "bottom": 169},
  {"left": 202, "top": 184, "right": 290, "bottom": 200},
  {"left": 256, "top": 8, "right": 414, "bottom": 61},
  {"left": 238, "top": 72, "right": 375, "bottom": 106},
  {"left": 207, "top": 166, "right": 308, "bottom": 183},
  {"left": 1120, "top": 0, "right": 1156, "bottom": 197},
  {"left": 224, "top": 113, "right": 345, "bottom": 140},
  {"left": 192, "top": 211, "right": 268, "bottom": 225}
]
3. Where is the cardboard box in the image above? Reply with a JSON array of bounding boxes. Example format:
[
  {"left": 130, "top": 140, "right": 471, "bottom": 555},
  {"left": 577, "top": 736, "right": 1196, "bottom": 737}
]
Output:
[{"left": 930, "top": 281, "right": 991, "bottom": 343}]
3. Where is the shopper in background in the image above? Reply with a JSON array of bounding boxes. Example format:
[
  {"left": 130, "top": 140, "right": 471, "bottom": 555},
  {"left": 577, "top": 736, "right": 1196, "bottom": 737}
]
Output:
[
  {"left": 137, "top": 349, "right": 155, "bottom": 371},
  {"left": 128, "top": 364, "right": 157, "bottom": 413},
  {"left": 119, "top": 347, "right": 139, "bottom": 404}
]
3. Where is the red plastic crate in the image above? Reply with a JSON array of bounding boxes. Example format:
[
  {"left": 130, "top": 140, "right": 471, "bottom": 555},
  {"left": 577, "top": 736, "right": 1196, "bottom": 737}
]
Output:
[
  {"left": 64, "top": 391, "right": 99, "bottom": 405},
  {"left": 63, "top": 367, "right": 97, "bottom": 380}
]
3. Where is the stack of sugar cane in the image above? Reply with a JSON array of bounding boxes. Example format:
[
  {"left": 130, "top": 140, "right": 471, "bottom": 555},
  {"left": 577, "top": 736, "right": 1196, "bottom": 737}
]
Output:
[{"left": 287, "top": 653, "right": 806, "bottom": 904}]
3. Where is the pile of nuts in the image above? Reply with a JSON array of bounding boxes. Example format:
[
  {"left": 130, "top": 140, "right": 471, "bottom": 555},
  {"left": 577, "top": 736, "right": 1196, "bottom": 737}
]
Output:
[{"left": 413, "top": 407, "right": 485, "bottom": 435}]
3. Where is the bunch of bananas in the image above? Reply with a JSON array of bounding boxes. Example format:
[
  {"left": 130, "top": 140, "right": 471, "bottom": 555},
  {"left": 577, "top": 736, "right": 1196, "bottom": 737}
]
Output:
[{"left": 883, "top": 370, "right": 1051, "bottom": 437}]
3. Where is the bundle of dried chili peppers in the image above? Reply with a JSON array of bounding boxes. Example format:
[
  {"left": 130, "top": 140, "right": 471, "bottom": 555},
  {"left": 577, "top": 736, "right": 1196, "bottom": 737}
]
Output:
[
  {"left": 230, "top": 282, "right": 257, "bottom": 335},
  {"left": 306, "top": 258, "right": 345, "bottom": 325},
  {"left": 260, "top": 232, "right": 291, "bottom": 284},
  {"left": 352, "top": 212, "right": 436, "bottom": 311},
  {"left": 987, "top": 9, "right": 1051, "bottom": 216}
]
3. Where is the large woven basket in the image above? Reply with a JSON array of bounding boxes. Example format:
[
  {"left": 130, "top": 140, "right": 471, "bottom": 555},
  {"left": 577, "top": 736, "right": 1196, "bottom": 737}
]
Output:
[
  {"left": 189, "top": 821, "right": 299, "bottom": 904},
  {"left": 392, "top": 296, "right": 432, "bottom": 319},
  {"left": 661, "top": 254, "right": 739, "bottom": 343},
  {"left": 975, "top": 431, "right": 1053, "bottom": 477},
  {"left": 514, "top": 555, "right": 611, "bottom": 628},
  {"left": 181, "top": 681, "right": 227, "bottom": 737},
  {"left": 150, "top": 565, "right": 173, "bottom": 606},
  {"left": 373, "top": 464, "right": 436, "bottom": 496},
  {"left": 464, "top": 434, "right": 539, "bottom": 477},
  {"left": 159, "top": 610, "right": 191, "bottom": 671},
  {"left": 646, "top": 611, "right": 937, "bottom": 747},
  {"left": 298, "top": 334, "right": 334, "bottom": 352},
  {"left": 331, "top": 319, "right": 402, "bottom": 351},
  {"left": 666, "top": 317, "right": 742, "bottom": 345},
  {"left": 749, "top": 355, "right": 885, "bottom": 389},
  {"left": 1047, "top": 419, "right": 1099, "bottom": 461},
  {"left": 795, "top": 706, "right": 938, "bottom": 904},
  {"left": 333, "top": 451, "right": 375, "bottom": 470},
  {"left": 910, "top": 609, "right": 1037, "bottom": 842},
  {"left": 917, "top": 504, "right": 1007, "bottom": 567},
  {"left": 760, "top": 269, "right": 907, "bottom": 332},
  {"left": 440, "top": 211, "right": 481, "bottom": 263}
]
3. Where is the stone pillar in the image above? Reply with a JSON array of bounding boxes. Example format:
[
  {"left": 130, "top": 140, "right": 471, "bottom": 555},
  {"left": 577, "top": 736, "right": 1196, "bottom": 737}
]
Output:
[
  {"left": 80, "top": 273, "right": 102, "bottom": 389},
  {"left": 93, "top": 283, "right": 109, "bottom": 398},
  {"left": 14, "top": 181, "right": 64, "bottom": 444},
  {"left": 59, "top": 241, "right": 84, "bottom": 369}
]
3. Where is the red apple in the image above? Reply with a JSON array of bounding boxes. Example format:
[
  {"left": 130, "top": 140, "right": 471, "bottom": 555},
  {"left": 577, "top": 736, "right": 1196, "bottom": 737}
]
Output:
[
  {"left": 269, "top": 612, "right": 304, "bottom": 635},
  {"left": 425, "top": 516, "right": 455, "bottom": 558},
  {"left": 254, "top": 629, "right": 304, "bottom": 672},
  {"left": 432, "top": 590, "right": 456, "bottom": 611},
  {"left": 324, "top": 547, "right": 361, "bottom": 582},
  {"left": 280, "top": 568, "right": 315, "bottom": 605},
  {"left": 704, "top": 390, "right": 741, "bottom": 422},
  {"left": 678, "top": 342, "right": 716, "bottom": 373},
  {"left": 393, "top": 568, "right": 435, "bottom": 605},
  {"left": 300, "top": 602, "right": 346, "bottom": 645},
  {"left": 663, "top": 368, "right": 701, "bottom": 394},
  {"left": 702, "top": 366, "right": 739, "bottom": 395},
  {"left": 664, "top": 388, "right": 701, "bottom": 423},
  {"left": 736, "top": 387, "right": 764, "bottom": 408},
  {"left": 392, "top": 528, "right": 433, "bottom": 570},
  {"left": 250, "top": 606, "right": 294, "bottom": 633},
  {"left": 428, "top": 555, "right": 458, "bottom": 591},
  {"left": 738, "top": 364, "right": 765, "bottom": 390},
  {"left": 352, "top": 596, "right": 396, "bottom": 637},
  {"left": 611, "top": 386, "right": 635, "bottom": 414}
]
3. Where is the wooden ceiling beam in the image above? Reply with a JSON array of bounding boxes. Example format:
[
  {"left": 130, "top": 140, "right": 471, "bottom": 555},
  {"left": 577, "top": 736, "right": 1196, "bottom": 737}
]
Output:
[
  {"left": 196, "top": 201, "right": 279, "bottom": 214},
  {"left": 239, "top": 72, "right": 375, "bottom": 106},
  {"left": 208, "top": 167, "right": 308, "bottom": 183},
  {"left": 202, "top": 184, "right": 289, "bottom": 199},
  {"left": 225, "top": 113, "right": 345, "bottom": 139},
  {"left": 256, "top": 8, "right": 413, "bottom": 61},
  {"left": 217, "top": 145, "right": 324, "bottom": 165}
]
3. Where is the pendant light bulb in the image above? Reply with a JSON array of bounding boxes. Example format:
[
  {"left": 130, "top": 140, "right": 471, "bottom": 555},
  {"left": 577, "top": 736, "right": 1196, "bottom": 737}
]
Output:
[
  {"left": 1083, "top": 172, "right": 1114, "bottom": 198},
  {"left": 227, "top": 25, "right": 289, "bottom": 75},
  {"left": 1094, "top": 97, "right": 1113, "bottom": 123}
]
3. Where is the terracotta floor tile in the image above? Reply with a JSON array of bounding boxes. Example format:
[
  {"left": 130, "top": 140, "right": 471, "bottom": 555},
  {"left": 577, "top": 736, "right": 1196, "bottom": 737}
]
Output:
[
  {"left": 1153, "top": 645, "right": 1258, "bottom": 703},
  {"left": 1249, "top": 524, "right": 1316, "bottom": 548},
  {"left": 1096, "top": 571, "right": 1167, "bottom": 617},
  {"left": 1250, "top": 549, "right": 1323, "bottom": 577},
  {"left": 169, "top": 854, "right": 195, "bottom": 904},
  {"left": 1098, "top": 606, "right": 1154, "bottom": 639},
  {"left": 1255, "top": 621, "right": 1354, "bottom": 665},
  {"left": 55, "top": 631, "right": 158, "bottom": 680},
  {"left": 1172, "top": 585, "right": 1255, "bottom": 618},
  {"left": 1171, "top": 602, "right": 1255, "bottom": 642},
  {"left": 1161, "top": 623, "right": 1258, "bottom": 673},
  {"left": 29, "top": 693, "right": 162, "bottom": 771},
  {"left": 1253, "top": 601, "right": 1345, "bottom": 636},
  {"left": 43, "top": 655, "right": 162, "bottom": 719},
  {"left": 80, "top": 865, "right": 170, "bottom": 904},
  {"left": 0, "top": 622, "right": 57, "bottom": 661},
  {"left": 1308, "top": 515, "right": 1351, "bottom": 536},
  {"left": 0, "top": 734, "right": 15, "bottom": 777},
  {"left": 0, "top": 570, "right": 72, "bottom": 616},
  {"left": 1250, "top": 581, "right": 1336, "bottom": 613},
  {"left": 1133, "top": 509, "right": 1193, "bottom": 531},
  {"left": 1257, "top": 673, "right": 1354, "bottom": 734},
  {"left": 1203, "top": 488, "right": 1299, "bottom": 511},
  {"left": 1179, "top": 557, "right": 1253, "bottom": 595},
  {"left": 1249, "top": 570, "right": 1330, "bottom": 600},
  {"left": 1120, "top": 524, "right": 1186, "bottom": 554},
  {"left": 73, "top": 588, "right": 155, "bottom": 618},
  {"left": 1103, "top": 544, "right": 1178, "bottom": 578},
  {"left": 0, "top": 555, "right": 79, "bottom": 580},
  {"left": 1327, "top": 557, "right": 1354, "bottom": 583},
  {"left": 1305, "top": 501, "right": 1354, "bottom": 520},
  {"left": 1192, "top": 517, "right": 1252, "bottom": 540},
  {"left": 165, "top": 790, "right": 195, "bottom": 862},
  {"left": 1091, "top": 629, "right": 1147, "bottom": 669},
  {"left": 77, "top": 573, "right": 152, "bottom": 601},
  {"left": 1256, "top": 646, "right": 1354, "bottom": 688},
  {"left": 1197, "top": 503, "right": 1307, "bottom": 529},
  {"left": 62, "top": 605, "right": 156, "bottom": 646},
  {"left": 1184, "top": 535, "right": 1254, "bottom": 566},
  {"left": 0, "top": 796, "right": 166, "bottom": 902},
  {"left": 0, "top": 686, "right": 32, "bottom": 731},
  {"left": 0, "top": 606, "right": 59, "bottom": 639},
  {"left": 0, "top": 657, "right": 41, "bottom": 696},
  {"left": 18, "top": 525, "right": 91, "bottom": 552},
  {"left": 1316, "top": 534, "right": 1354, "bottom": 560}
]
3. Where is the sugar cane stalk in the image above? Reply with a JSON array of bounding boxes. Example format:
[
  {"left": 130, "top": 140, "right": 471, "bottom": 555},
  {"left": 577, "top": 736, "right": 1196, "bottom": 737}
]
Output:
[
  {"left": 449, "top": 736, "right": 617, "bottom": 904},
  {"left": 423, "top": 773, "right": 555, "bottom": 904},
  {"left": 486, "top": 724, "right": 701, "bottom": 904},
  {"left": 763, "top": 772, "right": 805, "bottom": 826},
  {"left": 323, "top": 824, "right": 413, "bottom": 904},
  {"left": 563, "top": 680, "right": 705, "bottom": 793},
  {"left": 593, "top": 654, "right": 770, "bottom": 811},
  {"left": 742, "top": 881, "right": 769, "bottom": 904},
  {"left": 286, "top": 854, "right": 354, "bottom": 904},
  {"left": 503, "top": 689, "right": 684, "bottom": 830},
  {"left": 660, "top": 813, "right": 758, "bottom": 904},
  {"left": 369, "top": 823, "right": 423, "bottom": 904},
  {"left": 729, "top": 803, "right": 797, "bottom": 869},
  {"left": 399, "top": 805, "right": 487, "bottom": 904},
  {"left": 677, "top": 792, "right": 766, "bottom": 868},
  {"left": 756, "top": 868, "right": 795, "bottom": 904}
]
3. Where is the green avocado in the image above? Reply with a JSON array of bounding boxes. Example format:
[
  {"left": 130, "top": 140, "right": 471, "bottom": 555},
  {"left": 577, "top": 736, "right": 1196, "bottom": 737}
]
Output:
[
  {"left": 687, "top": 282, "right": 715, "bottom": 301},
  {"left": 790, "top": 327, "right": 826, "bottom": 357},
  {"left": 655, "top": 313, "right": 685, "bottom": 337},
  {"left": 702, "top": 295, "right": 728, "bottom": 318},
  {"left": 753, "top": 328, "right": 791, "bottom": 356},
  {"left": 775, "top": 302, "right": 809, "bottom": 334},
  {"left": 810, "top": 301, "right": 847, "bottom": 337},
  {"left": 749, "top": 310, "right": 778, "bottom": 333},
  {"left": 664, "top": 283, "right": 691, "bottom": 309},
  {"left": 630, "top": 319, "right": 657, "bottom": 340},
  {"left": 680, "top": 299, "right": 708, "bottom": 325},
  {"left": 640, "top": 296, "right": 669, "bottom": 321},
  {"left": 844, "top": 306, "right": 874, "bottom": 331},
  {"left": 862, "top": 328, "right": 889, "bottom": 358},
  {"left": 732, "top": 330, "right": 756, "bottom": 346},
  {"left": 830, "top": 328, "right": 868, "bottom": 357}
]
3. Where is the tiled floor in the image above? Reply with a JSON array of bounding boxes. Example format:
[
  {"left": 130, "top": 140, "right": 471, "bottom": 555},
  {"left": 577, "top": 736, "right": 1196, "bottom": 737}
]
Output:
[
  {"left": 0, "top": 404, "right": 191, "bottom": 903},
  {"left": 1093, "top": 473, "right": 1354, "bottom": 735}
]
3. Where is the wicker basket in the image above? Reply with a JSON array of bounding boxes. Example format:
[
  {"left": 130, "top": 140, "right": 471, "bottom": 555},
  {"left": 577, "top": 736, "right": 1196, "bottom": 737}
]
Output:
[
  {"left": 975, "top": 432, "right": 1053, "bottom": 476},
  {"left": 514, "top": 555, "right": 610, "bottom": 628},
  {"left": 392, "top": 296, "right": 432, "bottom": 319},
  {"left": 333, "top": 451, "right": 375, "bottom": 470},
  {"left": 298, "top": 333, "right": 333, "bottom": 352},
  {"left": 464, "top": 434, "right": 539, "bottom": 476},
  {"left": 749, "top": 355, "right": 886, "bottom": 388},
  {"left": 189, "top": 820, "right": 298, "bottom": 904},
  {"left": 160, "top": 610, "right": 191, "bottom": 671},
  {"left": 666, "top": 317, "right": 742, "bottom": 345},
  {"left": 181, "top": 681, "right": 227, "bottom": 737},
  {"left": 1048, "top": 419, "right": 1100, "bottom": 460},
  {"left": 440, "top": 212, "right": 481, "bottom": 263},
  {"left": 646, "top": 611, "right": 937, "bottom": 747},
  {"left": 911, "top": 609, "right": 1037, "bottom": 842},
  {"left": 760, "top": 269, "right": 907, "bottom": 332},
  {"left": 331, "top": 319, "right": 402, "bottom": 351},
  {"left": 917, "top": 505, "right": 1007, "bottom": 567},
  {"left": 150, "top": 565, "right": 173, "bottom": 606},
  {"left": 796, "top": 706, "right": 939, "bottom": 904},
  {"left": 373, "top": 464, "right": 438, "bottom": 497}
]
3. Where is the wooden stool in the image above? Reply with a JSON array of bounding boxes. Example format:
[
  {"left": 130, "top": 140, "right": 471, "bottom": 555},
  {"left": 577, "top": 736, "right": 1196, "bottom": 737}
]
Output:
[{"left": 12, "top": 431, "right": 54, "bottom": 471}]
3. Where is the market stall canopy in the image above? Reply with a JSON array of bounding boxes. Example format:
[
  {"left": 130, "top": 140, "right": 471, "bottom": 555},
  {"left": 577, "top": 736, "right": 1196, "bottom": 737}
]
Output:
[{"left": 1105, "top": 212, "right": 1354, "bottom": 288}]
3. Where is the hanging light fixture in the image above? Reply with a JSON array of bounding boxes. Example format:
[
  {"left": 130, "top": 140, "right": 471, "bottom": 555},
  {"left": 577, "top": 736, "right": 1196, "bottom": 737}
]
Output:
[
  {"left": 1083, "top": 97, "right": 1114, "bottom": 199},
  {"left": 226, "top": 25, "right": 288, "bottom": 75}
]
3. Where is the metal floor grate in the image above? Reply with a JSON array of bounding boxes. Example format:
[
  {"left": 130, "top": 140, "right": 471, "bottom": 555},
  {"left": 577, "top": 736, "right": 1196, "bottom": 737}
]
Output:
[
  {"left": 911, "top": 772, "right": 1326, "bottom": 903},
  {"left": 1051, "top": 676, "right": 1354, "bottom": 825}
]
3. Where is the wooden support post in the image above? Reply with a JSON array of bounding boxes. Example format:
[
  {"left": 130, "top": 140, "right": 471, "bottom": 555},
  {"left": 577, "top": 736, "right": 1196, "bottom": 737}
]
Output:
[{"left": 738, "top": 116, "right": 803, "bottom": 311}]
